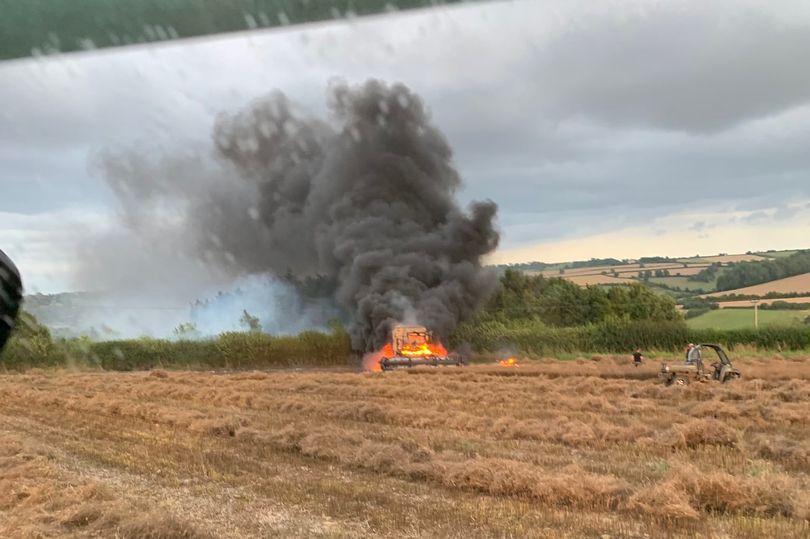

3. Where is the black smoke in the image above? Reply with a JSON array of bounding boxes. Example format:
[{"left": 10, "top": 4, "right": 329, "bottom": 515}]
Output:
[{"left": 91, "top": 80, "right": 499, "bottom": 350}]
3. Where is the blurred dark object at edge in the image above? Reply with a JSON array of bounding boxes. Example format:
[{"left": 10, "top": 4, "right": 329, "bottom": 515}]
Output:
[{"left": 0, "top": 249, "right": 22, "bottom": 352}]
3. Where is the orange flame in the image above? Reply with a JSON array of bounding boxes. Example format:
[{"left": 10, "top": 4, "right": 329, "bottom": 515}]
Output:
[
  {"left": 499, "top": 357, "right": 518, "bottom": 367},
  {"left": 363, "top": 342, "right": 396, "bottom": 373},
  {"left": 399, "top": 341, "right": 448, "bottom": 357},
  {"left": 362, "top": 349, "right": 384, "bottom": 372}
]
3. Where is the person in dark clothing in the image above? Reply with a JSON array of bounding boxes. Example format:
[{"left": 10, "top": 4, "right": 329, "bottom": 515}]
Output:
[{"left": 632, "top": 347, "right": 644, "bottom": 367}]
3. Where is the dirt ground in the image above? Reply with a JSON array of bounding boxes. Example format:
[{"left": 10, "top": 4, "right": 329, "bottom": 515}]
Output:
[{"left": 1, "top": 357, "right": 809, "bottom": 538}]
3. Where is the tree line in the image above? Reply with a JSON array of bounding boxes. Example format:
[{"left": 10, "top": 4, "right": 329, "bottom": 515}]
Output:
[
  {"left": 688, "top": 263, "right": 721, "bottom": 283},
  {"left": 478, "top": 270, "right": 679, "bottom": 327},
  {"left": 716, "top": 250, "right": 810, "bottom": 291}
]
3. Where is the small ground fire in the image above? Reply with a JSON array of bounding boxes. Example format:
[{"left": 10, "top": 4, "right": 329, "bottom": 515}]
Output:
[{"left": 499, "top": 357, "right": 519, "bottom": 367}]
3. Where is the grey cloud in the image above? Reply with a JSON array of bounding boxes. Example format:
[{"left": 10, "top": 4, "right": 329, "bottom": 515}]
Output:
[
  {"left": 458, "top": 109, "right": 810, "bottom": 231},
  {"left": 418, "top": 1, "right": 810, "bottom": 174},
  {"left": 689, "top": 221, "right": 714, "bottom": 233},
  {"left": 742, "top": 211, "right": 771, "bottom": 224},
  {"left": 530, "top": 8, "right": 810, "bottom": 132},
  {"left": 0, "top": 146, "right": 104, "bottom": 213},
  {"left": 741, "top": 205, "right": 801, "bottom": 225}
]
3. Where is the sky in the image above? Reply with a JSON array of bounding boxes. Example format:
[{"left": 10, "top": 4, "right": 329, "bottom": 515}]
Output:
[{"left": 2, "top": 0, "right": 810, "bottom": 293}]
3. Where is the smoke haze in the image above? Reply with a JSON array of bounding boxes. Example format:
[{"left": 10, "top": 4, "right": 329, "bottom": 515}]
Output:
[
  {"left": 80, "top": 80, "right": 499, "bottom": 349},
  {"left": 190, "top": 274, "right": 340, "bottom": 336}
]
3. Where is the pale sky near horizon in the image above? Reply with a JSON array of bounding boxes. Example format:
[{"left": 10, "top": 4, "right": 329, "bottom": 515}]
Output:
[{"left": 2, "top": 0, "right": 810, "bottom": 292}]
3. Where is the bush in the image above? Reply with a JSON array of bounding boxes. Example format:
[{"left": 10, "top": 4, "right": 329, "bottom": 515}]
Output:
[
  {"left": 680, "top": 297, "right": 719, "bottom": 310},
  {"left": 1, "top": 321, "right": 353, "bottom": 372},
  {"left": 688, "top": 325, "right": 810, "bottom": 350},
  {"left": 451, "top": 318, "right": 810, "bottom": 354},
  {"left": 760, "top": 301, "right": 810, "bottom": 311},
  {"left": 0, "top": 312, "right": 71, "bottom": 370},
  {"left": 684, "top": 308, "right": 711, "bottom": 320},
  {"left": 450, "top": 319, "right": 692, "bottom": 355}
]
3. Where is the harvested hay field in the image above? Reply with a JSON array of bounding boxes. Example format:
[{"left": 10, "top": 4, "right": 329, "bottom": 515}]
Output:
[
  {"left": 2, "top": 359, "right": 810, "bottom": 538},
  {"left": 563, "top": 274, "right": 634, "bottom": 286},
  {"left": 706, "top": 272, "right": 810, "bottom": 297},
  {"left": 660, "top": 266, "right": 712, "bottom": 277},
  {"left": 533, "top": 263, "right": 707, "bottom": 279}
]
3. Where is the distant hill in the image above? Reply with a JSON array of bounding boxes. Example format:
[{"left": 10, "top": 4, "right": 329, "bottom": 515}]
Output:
[
  {"left": 496, "top": 250, "right": 809, "bottom": 300},
  {"left": 22, "top": 292, "right": 187, "bottom": 339}
]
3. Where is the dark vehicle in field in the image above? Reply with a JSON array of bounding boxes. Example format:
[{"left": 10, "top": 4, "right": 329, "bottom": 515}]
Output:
[{"left": 659, "top": 344, "right": 741, "bottom": 386}]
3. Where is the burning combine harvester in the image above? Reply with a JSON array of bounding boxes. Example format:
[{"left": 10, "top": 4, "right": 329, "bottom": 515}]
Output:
[{"left": 378, "top": 325, "right": 463, "bottom": 371}]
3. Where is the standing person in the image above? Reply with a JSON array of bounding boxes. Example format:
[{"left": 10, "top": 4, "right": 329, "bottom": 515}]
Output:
[
  {"left": 632, "top": 347, "right": 644, "bottom": 367},
  {"left": 685, "top": 343, "right": 695, "bottom": 363}
]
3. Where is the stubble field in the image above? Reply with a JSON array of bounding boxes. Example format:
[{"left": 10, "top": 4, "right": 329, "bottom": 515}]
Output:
[{"left": 1, "top": 358, "right": 809, "bottom": 538}]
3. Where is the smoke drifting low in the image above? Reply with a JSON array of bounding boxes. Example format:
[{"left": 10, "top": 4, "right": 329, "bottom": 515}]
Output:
[
  {"left": 190, "top": 274, "right": 340, "bottom": 335},
  {"left": 85, "top": 80, "right": 499, "bottom": 349}
]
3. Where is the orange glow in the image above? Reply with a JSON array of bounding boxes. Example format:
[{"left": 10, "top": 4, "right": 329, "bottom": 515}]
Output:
[
  {"left": 399, "top": 341, "right": 448, "bottom": 357},
  {"left": 499, "top": 357, "right": 519, "bottom": 367},
  {"left": 362, "top": 350, "right": 384, "bottom": 372}
]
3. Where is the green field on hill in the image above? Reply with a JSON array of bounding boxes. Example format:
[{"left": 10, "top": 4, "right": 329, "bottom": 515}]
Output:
[
  {"left": 647, "top": 276, "right": 717, "bottom": 292},
  {"left": 756, "top": 250, "right": 800, "bottom": 259},
  {"left": 686, "top": 308, "right": 810, "bottom": 330}
]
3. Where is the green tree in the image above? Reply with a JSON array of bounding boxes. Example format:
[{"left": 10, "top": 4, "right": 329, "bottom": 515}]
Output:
[
  {"left": 479, "top": 270, "right": 679, "bottom": 327},
  {"left": 240, "top": 310, "right": 262, "bottom": 333},
  {"left": 716, "top": 250, "right": 810, "bottom": 291},
  {"left": 173, "top": 322, "right": 199, "bottom": 339}
]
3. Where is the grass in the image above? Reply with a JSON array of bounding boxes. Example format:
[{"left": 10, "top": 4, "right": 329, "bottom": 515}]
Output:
[
  {"left": 687, "top": 308, "right": 810, "bottom": 330},
  {"left": 0, "top": 429, "right": 209, "bottom": 538},
  {"left": 1, "top": 360, "right": 809, "bottom": 537},
  {"left": 1, "top": 329, "right": 354, "bottom": 371}
]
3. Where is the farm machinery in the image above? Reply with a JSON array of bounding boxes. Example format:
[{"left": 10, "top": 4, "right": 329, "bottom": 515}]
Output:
[
  {"left": 658, "top": 343, "right": 741, "bottom": 386},
  {"left": 378, "top": 325, "right": 463, "bottom": 371}
]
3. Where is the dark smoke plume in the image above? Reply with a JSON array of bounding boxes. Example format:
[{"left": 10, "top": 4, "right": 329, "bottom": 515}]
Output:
[{"left": 91, "top": 80, "right": 499, "bottom": 350}]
